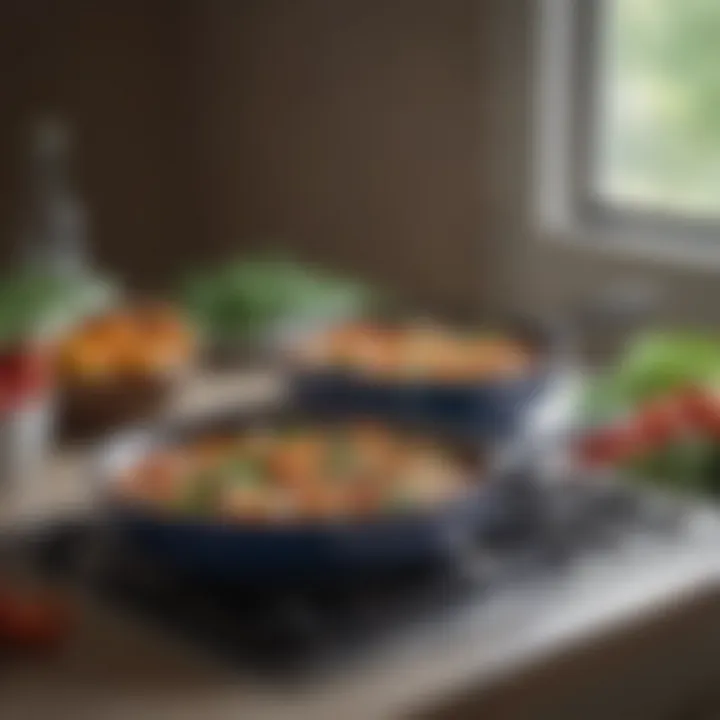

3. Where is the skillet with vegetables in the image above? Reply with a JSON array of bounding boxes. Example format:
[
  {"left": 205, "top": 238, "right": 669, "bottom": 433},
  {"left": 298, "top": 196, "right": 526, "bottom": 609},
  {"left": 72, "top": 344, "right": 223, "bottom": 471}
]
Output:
[{"left": 117, "top": 424, "right": 471, "bottom": 523}]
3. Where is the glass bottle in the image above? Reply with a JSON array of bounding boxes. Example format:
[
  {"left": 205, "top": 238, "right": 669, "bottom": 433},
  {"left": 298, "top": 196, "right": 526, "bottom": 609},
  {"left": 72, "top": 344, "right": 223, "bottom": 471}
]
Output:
[{"left": 20, "top": 117, "right": 89, "bottom": 278}]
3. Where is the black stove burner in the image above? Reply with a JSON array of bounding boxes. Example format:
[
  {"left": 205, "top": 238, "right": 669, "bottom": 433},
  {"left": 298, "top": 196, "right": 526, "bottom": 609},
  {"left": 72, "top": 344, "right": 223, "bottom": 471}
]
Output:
[
  {"left": 20, "top": 481, "right": 684, "bottom": 678},
  {"left": 28, "top": 522, "right": 513, "bottom": 677}
]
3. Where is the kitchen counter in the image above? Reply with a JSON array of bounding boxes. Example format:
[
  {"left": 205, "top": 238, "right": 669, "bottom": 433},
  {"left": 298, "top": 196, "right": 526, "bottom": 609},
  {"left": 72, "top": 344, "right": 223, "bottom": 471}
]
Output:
[
  {"left": 0, "top": 371, "right": 285, "bottom": 530},
  {"left": 4, "top": 371, "right": 720, "bottom": 720}
]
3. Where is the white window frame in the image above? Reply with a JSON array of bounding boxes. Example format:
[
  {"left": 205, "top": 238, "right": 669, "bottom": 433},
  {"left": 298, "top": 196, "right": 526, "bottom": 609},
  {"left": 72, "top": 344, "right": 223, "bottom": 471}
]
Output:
[{"left": 534, "top": 0, "right": 720, "bottom": 267}]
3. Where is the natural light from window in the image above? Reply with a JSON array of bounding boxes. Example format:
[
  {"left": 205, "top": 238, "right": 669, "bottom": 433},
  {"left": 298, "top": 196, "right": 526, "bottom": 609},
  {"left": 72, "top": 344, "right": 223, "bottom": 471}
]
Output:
[{"left": 596, "top": 0, "right": 720, "bottom": 218}]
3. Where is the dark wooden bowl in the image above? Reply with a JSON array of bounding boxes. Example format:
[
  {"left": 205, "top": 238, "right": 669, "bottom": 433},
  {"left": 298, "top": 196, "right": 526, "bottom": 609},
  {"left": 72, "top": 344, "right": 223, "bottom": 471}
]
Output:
[{"left": 58, "top": 372, "right": 181, "bottom": 441}]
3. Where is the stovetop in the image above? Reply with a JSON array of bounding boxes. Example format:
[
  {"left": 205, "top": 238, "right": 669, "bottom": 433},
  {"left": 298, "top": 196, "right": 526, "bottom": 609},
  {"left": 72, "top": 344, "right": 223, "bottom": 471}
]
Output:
[
  {"left": 16, "top": 475, "right": 708, "bottom": 681},
  {"left": 9, "top": 372, "right": 720, "bottom": 689}
]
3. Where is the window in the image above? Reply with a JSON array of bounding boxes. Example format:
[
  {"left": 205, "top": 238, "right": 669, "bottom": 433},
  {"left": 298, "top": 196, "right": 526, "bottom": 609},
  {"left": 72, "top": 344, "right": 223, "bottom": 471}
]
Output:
[{"left": 537, "top": 0, "right": 720, "bottom": 244}]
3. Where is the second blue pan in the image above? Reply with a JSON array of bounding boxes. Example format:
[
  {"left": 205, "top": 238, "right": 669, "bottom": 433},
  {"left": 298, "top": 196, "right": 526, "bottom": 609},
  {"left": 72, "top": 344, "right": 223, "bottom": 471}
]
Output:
[{"left": 289, "top": 317, "right": 562, "bottom": 439}]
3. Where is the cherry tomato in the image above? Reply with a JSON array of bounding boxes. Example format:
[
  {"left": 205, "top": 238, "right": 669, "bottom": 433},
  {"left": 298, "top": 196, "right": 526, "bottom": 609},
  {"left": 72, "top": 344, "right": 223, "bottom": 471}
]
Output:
[
  {"left": 0, "top": 588, "right": 72, "bottom": 650},
  {"left": 632, "top": 398, "right": 685, "bottom": 447},
  {"left": 0, "top": 346, "right": 50, "bottom": 414},
  {"left": 679, "top": 386, "right": 720, "bottom": 439},
  {"left": 578, "top": 424, "right": 643, "bottom": 467}
]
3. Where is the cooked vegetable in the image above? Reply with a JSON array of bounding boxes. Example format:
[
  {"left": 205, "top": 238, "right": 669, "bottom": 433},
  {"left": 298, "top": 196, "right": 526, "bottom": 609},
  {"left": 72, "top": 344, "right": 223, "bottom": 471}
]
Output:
[
  {"left": 297, "top": 323, "right": 533, "bottom": 383},
  {"left": 57, "top": 304, "right": 195, "bottom": 382},
  {"left": 326, "top": 431, "right": 359, "bottom": 478},
  {"left": 118, "top": 424, "right": 469, "bottom": 523},
  {"left": 175, "top": 471, "right": 223, "bottom": 514}
]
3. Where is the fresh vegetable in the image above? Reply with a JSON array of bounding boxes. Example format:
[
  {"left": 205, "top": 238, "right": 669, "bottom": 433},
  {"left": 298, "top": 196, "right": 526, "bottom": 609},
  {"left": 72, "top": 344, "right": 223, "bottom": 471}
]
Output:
[
  {"left": 679, "top": 386, "right": 720, "bottom": 438},
  {"left": 579, "top": 385, "right": 720, "bottom": 496},
  {"left": 582, "top": 331, "right": 720, "bottom": 423},
  {"left": 579, "top": 424, "right": 644, "bottom": 467},
  {"left": 0, "top": 270, "right": 115, "bottom": 349},
  {"left": 634, "top": 397, "right": 685, "bottom": 446},
  {"left": 0, "top": 585, "right": 72, "bottom": 650},
  {"left": 627, "top": 436, "right": 717, "bottom": 494},
  {"left": 180, "top": 255, "right": 377, "bottom": 345},
  {"left": 579, "top": 330, "right": 720, "bottom": 494},
  {"left": 0, "top": 346, "right": 50, "bottom": 413}
]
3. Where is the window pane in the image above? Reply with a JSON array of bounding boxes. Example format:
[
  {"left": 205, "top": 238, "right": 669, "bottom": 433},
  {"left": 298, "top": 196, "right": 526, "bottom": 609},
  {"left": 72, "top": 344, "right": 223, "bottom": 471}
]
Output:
[{"left": 596, "top": 0, "right": 720, "bottom": 217}]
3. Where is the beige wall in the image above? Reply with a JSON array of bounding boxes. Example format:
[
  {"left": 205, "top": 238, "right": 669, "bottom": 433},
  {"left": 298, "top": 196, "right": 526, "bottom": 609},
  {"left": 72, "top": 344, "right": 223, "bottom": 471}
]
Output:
[
  {"left": 0, "top": 0, "right": 200, "bottom": 290},
  {"left": 197, "top": 0, "right": 490, "bottom": 316},
  {"left": 0, "top": 0, "right": 541, "bottom": 317},
  {"left": 1, "top": 0, "right": 493, "bottom": 313},
  {"left": 197, "top": 0, "right": 720, "bottom": 326}
]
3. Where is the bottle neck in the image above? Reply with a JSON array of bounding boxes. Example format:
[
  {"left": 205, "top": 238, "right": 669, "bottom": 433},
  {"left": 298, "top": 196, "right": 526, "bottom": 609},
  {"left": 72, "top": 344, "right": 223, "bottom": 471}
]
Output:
[{"left": 21, "top": 121, "right": 88, "bottom": 277}]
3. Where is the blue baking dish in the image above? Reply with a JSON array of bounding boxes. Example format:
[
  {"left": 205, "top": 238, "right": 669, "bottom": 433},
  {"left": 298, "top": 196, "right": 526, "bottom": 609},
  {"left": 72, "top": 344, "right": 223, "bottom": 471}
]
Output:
[
  {"left": 96, "top": 406, "right": 516, "bottom": 586},
  {"left": 289, "top": 317, "right": 561, "bottom": 439},
  {"left": 292, "top": 372, "right": 547, "bottom": 439}
]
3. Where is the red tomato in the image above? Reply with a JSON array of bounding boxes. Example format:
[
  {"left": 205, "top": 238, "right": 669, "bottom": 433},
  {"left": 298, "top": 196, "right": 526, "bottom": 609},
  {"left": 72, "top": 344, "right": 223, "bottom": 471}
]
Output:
[
  {"left": 679, "top": 386, "right": 720, "bottom": 438},
  {"left": 0, "top": 589, "right": 72, "bottom": 649},
  {"left": 0, "top": 346, "right": 50, "bottom": 414},
  {"left": 632, "top": 398, "right": 684, "bottom": 447},
  {"left": 578, "top": 424, "right": 643, "bottom": 467}
]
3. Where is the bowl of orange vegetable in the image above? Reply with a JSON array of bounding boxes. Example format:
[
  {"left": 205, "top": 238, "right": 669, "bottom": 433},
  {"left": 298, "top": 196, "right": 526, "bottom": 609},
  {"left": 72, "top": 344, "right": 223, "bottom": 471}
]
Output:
[{"left": 57, "top": 303, "right": 196, "bottom": 436}]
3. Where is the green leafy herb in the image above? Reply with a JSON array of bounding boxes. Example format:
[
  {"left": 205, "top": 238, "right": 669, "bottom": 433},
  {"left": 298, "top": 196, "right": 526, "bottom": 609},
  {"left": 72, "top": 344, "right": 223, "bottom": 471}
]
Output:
[
  {"left": 583, "top": 331, "right": 720, "bottom": 423},
  {"left": 175, "top": 471, "right": 224, "bottom": 514},
  {"left": 384, "top": 486, "right": 415, "bottom": 513},
  {"left": 179, "top": 254, "right": 378, "bottom": 344},
  {"left": 627, "top": 437, "right": 715, "bottom": 494},
  {"left": 220, "top": 456, "right": 263, "bottom": 486},
  {"left": 0, "top": 270, "right": 115, "bottom": 348},
  {"left": 326, "top": 432, "right": 357, "bottom": 477}
]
